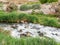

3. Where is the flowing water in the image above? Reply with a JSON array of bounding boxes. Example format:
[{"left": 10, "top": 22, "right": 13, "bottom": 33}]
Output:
[{"left": 0, "top": 23, "right": 60, "bottom": 42}]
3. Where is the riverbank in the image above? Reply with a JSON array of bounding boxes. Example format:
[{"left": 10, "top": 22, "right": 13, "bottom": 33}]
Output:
[{"left": 0, "top": 11, "right": 60, "bottom": 28}]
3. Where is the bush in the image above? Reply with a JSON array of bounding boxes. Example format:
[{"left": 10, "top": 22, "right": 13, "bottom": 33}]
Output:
[
  {"left": 18, "top": 13, "right": 28, "bottom": 22},
  {"left": 43, "top": 18, "right": 58, "bottom": 27},
  {"left": 18, "top": 13, "right": 39, "bottom": 23},
  {"left": 0, "top": 11, "right": 59, "bottom": 28},
  {"left": 27, "top": 15, "right": 39, "bottom": 23},
  {"left": 39, "top": 0, "right": 58, "bottom": 4},
  {"left": 0, "top": 12, "right": 18, "bottom": 23},
  {"left": 0, "top": 12, "right": 39, "bottom": 23},
  {"left": 32, "top": 4, "right": 40, "bottom": 9},
  {"left": 33, "top": 14, "right": 60, "bottom": 28},
  {"left": 20, "top": 5, "right": 31, "bottom": 11},
  {"left": 7, "top": 12, "right": 18, "bottom": 22},
  {"left": 0, "top": 12, "right": 8, "bottom": 22}
]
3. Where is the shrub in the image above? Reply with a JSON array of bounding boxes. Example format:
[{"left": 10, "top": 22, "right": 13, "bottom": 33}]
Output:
[
  {"left": 18, "top": 13, "right": 28, "bottom": 22},
  {"left": 20, "top": 5, "right": 31, "bottom": 11},
  {"left": 39, "top": 0, "right": 58, "bottom": 4},
  {"left": 27, "top": 15, "right": 39, "bottom": 23},
  {"left": 0, "top": 11, "right": 59, "bottom": 28},
  {"left": 0, "top": 12, "right": 8, "bottom": 22},
  {"left": 48, "top": 0, "right": 58, "bottom": 3},
  {"left": 18, "top": 13, "right": 39, "bottom": 23},
  {"left": 43, "top": 18, "right": 58, "bottom": 27},
  {"left": 7, "top": 12, "right": 18, "bottom": 22},
  {"left": 0, "top": 12, "right": 18, "bottom": 23},
  {"left": 32, "top": 4, "right": 40, "bottom": 9}
]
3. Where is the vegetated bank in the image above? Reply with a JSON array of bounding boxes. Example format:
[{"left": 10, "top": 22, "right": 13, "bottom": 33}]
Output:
[
  {"left": 0, "top": 29, "right": 59, "bottom": 45},
  {"left": 0, "top": 11, "right": 60, "bottom": 28}
]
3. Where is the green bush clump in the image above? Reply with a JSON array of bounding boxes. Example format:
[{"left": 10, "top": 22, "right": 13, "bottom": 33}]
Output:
[
  {"left": 20, "top": 5, "right": 31, "bottom": 11},
  {"left": 27, "top": 15, "right": 39, "bottom": 23},
  {"left": 18, "top": 13, "right": 28, "bottom": 20},
  {"left": 0, "top": 11, "right": 59, "bottom": 28},
  {"left": 0, "top": 12, "right": 8, "bottom": 22},
  {"left": 18, "top": 13, "right": 39, "bottom": 23},
  {"left": 0, "top": 12, "right": 39, "bottom": 23},
  {"left": 39, "top": 0, "right": 58, "bottom": 4},
  {"left": 33, "top": 14, "right": 60, "bottom": 28},
  {"left": 32, "top": 4, "right": 40, "bottom": 9},
  {"left": 7, "top": 13, "right": 18, "bottom": 22},
  {"left": 18, "top": 13, "right": 29, "bottom": 22},
  {"left": 0, "top": 12, "right": 18, "bottom": 23},
  {"left": 42, "top": 18, "right": 58, "bottom": 27},
  {"left": 20, "top": 4, "right": 41, "bottom": 11}
]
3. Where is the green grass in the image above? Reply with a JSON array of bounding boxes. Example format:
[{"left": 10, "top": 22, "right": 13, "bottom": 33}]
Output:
[
  {"left": 20, "top": 4, "right": 40, "bottom": 11},
  {"left": 33, "top": 14, "right": 60, "bottom": 28},
  {"left": 26, "top": 2, "right": 40, "bottom": 5},
  {"left": 0, "top": 29, "right": 58, "bottom": 45},
  {"left": 0, "top": 2, "right": 3, "bottom": 7},
  {"left": 20, "top": 4, "right": 32, "bottom": 11},
  {"left": 0, "top": 11, "right": 60, "bottom": 28}
]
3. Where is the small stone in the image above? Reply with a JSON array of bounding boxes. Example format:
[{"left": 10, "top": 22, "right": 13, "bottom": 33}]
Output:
[
  {"left": 26, "top": 32, "right": 32, "bottom": 37},
  {"left": 18, "top": 29, "right": 23, "bottom": 32},
  {"left": 51, "top": 33, "right": 54, "bottom": 35},
  {"left": 55, "top": 33, "right": 58, "bottom": 36},
  {"left": 37, "top": 31, "right": 41, "bottom": 33},
  {"left": 37, "top": 31, "right": 44, "bottom": 36},
  {"left": 20, "top": 34, "right": 27, "bottom": 37},
  {"left": 11, "top": 24, "right": 18, "bottom": 29}
]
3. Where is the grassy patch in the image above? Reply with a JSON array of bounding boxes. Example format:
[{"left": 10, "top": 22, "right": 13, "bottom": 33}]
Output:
[
  {"left": 0, "top": 30, "right": 58, "bottom": 45},
  {"left": 0, "top": 11, "right": 60, "bottom": 28}
]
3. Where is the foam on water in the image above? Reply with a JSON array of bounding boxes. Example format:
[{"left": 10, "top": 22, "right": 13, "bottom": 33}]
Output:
[{"left": 0, "top": 23, "right": 60, "bottom": 42}]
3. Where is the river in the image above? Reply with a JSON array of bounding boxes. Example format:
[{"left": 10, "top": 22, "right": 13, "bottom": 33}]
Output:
[{"left": 0, "top": 23, "right": 60, "bottom": 42}]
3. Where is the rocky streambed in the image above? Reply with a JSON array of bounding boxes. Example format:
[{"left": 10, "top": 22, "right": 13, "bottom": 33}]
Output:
[{"left": 0, "top": 23, "right": 60, "bottom": 42}]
